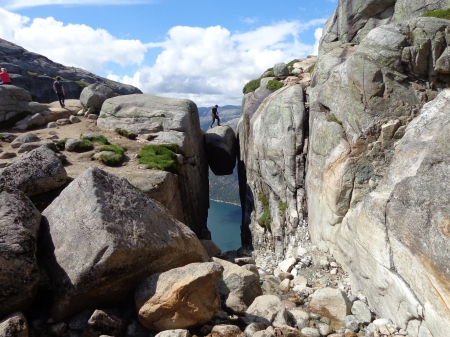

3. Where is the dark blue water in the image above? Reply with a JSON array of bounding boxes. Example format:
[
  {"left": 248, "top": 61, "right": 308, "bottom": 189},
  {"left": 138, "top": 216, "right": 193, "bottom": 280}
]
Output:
[{"left": 207, "top": 200, "right": 242, "bottom": 252}]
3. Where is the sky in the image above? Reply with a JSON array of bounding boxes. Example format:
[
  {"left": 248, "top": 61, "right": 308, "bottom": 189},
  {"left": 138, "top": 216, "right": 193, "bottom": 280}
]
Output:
[{"left": 0, "top": 0, "right": 338, "bottom": 107}]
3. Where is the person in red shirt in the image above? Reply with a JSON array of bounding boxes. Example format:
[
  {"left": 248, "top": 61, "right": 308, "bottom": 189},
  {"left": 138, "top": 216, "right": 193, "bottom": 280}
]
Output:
[{"left": 0, "top": 68, "right": 12, "bottom": 84}]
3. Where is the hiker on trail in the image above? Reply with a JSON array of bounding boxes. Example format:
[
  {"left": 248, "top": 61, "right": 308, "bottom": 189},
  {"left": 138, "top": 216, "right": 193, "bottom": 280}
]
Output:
[
  {"left": 0, "top": 68, "right": 12, "bottom": 85},
  {"left": 53, "top": 76, "right": 65, "bottom": 108},
  {"left": 210, "top": 105, "right": 221, "bottom": 128}
]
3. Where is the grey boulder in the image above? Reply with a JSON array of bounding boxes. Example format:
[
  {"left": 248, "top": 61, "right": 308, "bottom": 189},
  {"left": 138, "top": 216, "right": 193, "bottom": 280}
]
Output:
[
  {"left": 245, "top": 295, "right": 288, "bottom": 327},
  {"left": 40, "top": 167, "right": 209, "bottom": 320},
  {"left": 0, "top": 312, "right": 28, "bottom": 337},
  {"left": 0, "top": 188, "right": 41, "bottom": 317},
  {"left": 10, "top": 132, "right": 40, "bottom": 148},
  {"left": 80, "top": 83, "right": 116, "bottom": 112},
  {"left": 17, "top": 142, "right": 57, "bottom": 153},
  {"left": 205, "top": 126, "right": 237, "bottom": 175},
  {"left": 273, "top": 63, "right": 289, "bottom": 76},
  {"left": 0, "top": 146, "right": 67, "bottom": 196},
  {"left": 213, "top": 257, "right": 263, "bottom": 314}
]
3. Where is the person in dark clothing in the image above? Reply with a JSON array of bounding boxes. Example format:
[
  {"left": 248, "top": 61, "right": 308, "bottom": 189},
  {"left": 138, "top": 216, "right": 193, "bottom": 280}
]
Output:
[
  {"left": 53, "top": 76, "right": 65, "bottom": 108},
  {"left": 210, "top": 105, "right": 221, "bottom": 128}
]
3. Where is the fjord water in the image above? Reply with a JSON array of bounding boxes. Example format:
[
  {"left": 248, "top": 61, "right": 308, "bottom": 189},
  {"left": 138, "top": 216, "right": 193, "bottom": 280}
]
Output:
[{"left": 207, "top": 200, "right": 242, "bottom": 252}]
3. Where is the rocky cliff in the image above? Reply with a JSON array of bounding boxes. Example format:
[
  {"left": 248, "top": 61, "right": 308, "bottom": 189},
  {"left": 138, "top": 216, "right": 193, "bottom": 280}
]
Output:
[
  {"left": 0, "top": 38, "right": 141, "bottom": 103},
  {"left": 238, "top": 2, "right": 450, "bottom": 336}
]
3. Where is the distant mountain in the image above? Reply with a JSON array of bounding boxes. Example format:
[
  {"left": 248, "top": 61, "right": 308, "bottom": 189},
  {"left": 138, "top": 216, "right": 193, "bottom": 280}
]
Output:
[
  {"left": 199, "top": 105, "right": 241, "bottom": 205},
  {"left": 198, "top": 105, "right": 241, "bottom": 131}
]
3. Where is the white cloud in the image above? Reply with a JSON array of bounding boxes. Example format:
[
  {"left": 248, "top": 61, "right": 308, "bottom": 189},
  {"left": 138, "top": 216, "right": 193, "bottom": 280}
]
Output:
[
  {"left": 0, "top": 0, "right": 152, "bottom": 10},
  {"left": 313, "top": 27, "right": 323, "bottom": 55},
  {"left": 0, "top": 8, "right": 149, "bottom": 72},
  {"left": 0, "top": 7, "right": 326, "bottom": 106},
  {"left": 241, "top": 17, "right": 258, "bottom": 25},
  {"left": 109, "top": 21, "right": 326, "bottom": 106}
]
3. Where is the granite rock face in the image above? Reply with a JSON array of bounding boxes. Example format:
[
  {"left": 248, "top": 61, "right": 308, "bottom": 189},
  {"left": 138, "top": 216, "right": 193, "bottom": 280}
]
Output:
[
  {"left": 39, "top": 167, "right": 209, "bottom": 320},
  {"left": 238, "top": 9, "right": 450, "bottom": 337},
  {"left": 0, "top": 188, "right": 41, "bottom": 318},
  {"left": 238, "top": 83, "right": 308, "bottom": 255},
  {"left": 319, "top": 0, "right": 449, "bottom": 54},
  {"left": 0, "top": 38, "right": 141, "bottom": 103},
  {"left": 97, "top": 94, "right": 209, "bottom": 236},
  {"left": 205, "top": 126, "right": 238, "bottom": 176}
]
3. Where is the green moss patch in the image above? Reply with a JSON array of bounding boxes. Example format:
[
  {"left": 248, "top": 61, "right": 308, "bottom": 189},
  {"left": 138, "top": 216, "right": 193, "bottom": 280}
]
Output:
[
  {"left": 98, "top": 144, "right": 126, "bottom": 166},
  {"left": 138, "top": 144, "right": 179, "bottom": 174},
  {"left": 81, "top": 134, "right": 109, "bottom": 145},
  {"left": 115, "top": 128, "right": 137, "bottom": 140},
  {"left": 328, "top": 114, "right": 343, "bottom": 126},
  {"left": 243, "top": 78, "right": 261, "bottom": 94},
  {"left": 75, "top": 139, "right": 94, "bottom": 152},
  {"left": 75, "top": 80, "right": 87, "bottom": 88},
  {"left": 0, "top": 134, "right": 4, "bottom": 141},
  {"left": 422, "top": 8, "right": 450, "bottom": 20},
  {"left": 266, "top": 79, "right": 284, "bottom": 91},
  {"left": 287, "top": 59, "right": 300, "bottom": 73},
  {"left": 258, "top": 192, "right": 271, "bottom": 231},
  {"left": 56, "top": 138, "right": 68, "bottom": 151},
  {"left": 27, "top": 71, "right": 38, "bottom": 76}
]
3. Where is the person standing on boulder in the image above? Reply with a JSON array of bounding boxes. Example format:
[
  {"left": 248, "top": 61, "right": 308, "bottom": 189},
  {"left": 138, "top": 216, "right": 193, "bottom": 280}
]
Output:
[
  {"left": 0, "top": 68, "right": 12, "bottom": 85},
  {"left": 53, "top": 76, "right": 65, "bottom": 108},
  {"left": 210, "top": 105, "right": 221, "bottom": 128}
]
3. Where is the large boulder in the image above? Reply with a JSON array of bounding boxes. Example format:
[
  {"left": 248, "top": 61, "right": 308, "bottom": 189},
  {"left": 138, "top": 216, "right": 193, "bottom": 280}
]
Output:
[
  {"left": 125, "top": 170, "right": 185, "bottom": 224},
  {"left": 205, "top": 126, "right": 237, "bottom": 175},
  {"left": 0, "top": 38, "right": 142, "bottom": 103},
  {"left": 80, "top": 83, "right": 116, "bottom": 112},
  {"left": 245, "top": 295, "right": 288, "bottom": 327},
  {"left": 135, "top": 262, "right": 223, "bottom": 332},
  {"left": 307, "top": 288, "right": 351, "bottom": 322},
  {"left": 273, "top": 63, "right": 289, "bottom": 76},
  {"left": 0, "top": 312, "right": 28, "bottom": 337},
  {"left": 0, "top": 85, "right": 46, "bottom": 126},
  {"left": 10, "top": 132, "right": 40, "bottom": 148},
  {"left": 0, "top": 188, "right": 41, "bottom": 318},
  {"left": 212, "top": 257, "right": 263, "bottom": 314},
  {"left": 39, "top": 167, "right": 209, "bottom": 320},
  {"left": 319, "top": 0, "right": 449, "bottom": 54},
  {"left": 97, "top": 94, "right": 209, "bottom": 237},
  {"left": 0, "top": 146, "right": 67, "bottom": 197}
]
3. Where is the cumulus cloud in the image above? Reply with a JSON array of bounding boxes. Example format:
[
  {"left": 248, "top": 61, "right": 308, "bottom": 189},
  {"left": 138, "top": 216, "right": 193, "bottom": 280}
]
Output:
[
  {"left": 110, "top": 21, "right": 326, "bottom": 106},
  {"left": 0, "top": 7, "right": 326, "bottom": 106},
  {"left": 0, "top": 0, "right": 153, "bottom": 9},
  {"left": 0, "top": 8, "right": 149, "bottom": 72}
]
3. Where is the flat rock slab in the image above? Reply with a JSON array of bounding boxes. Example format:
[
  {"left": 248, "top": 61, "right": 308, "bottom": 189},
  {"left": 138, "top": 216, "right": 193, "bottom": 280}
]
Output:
[
  {"left": 0, "top": 188, "right": 41, "bottom": 317},
  {"left": 40, "top": 167, "right": 208, "bottom": 320},
  {"left": 0, "top": 146, "right": 67, "bottom": 197},
  {"left": 136, "top": 262, "right": 223, "bottom": 332}
]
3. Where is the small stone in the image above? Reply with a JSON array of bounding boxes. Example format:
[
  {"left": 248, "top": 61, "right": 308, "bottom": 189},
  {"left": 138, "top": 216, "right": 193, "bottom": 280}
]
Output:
[
  {"left": 0, "top": 152, "right": 16, "bottom": 159},
  {"left": 244, "top": 322, "right": 265, "bottom": 337},
  {"left": 279, "top": 279, "right": 291, "bottom": 293},
  {"left": 317, "top": 322, "right": 333, "bottom": 336},
  {"left": 234, "top": 257, "right": 256, "bottom": 265},
  {"left": 351, "top": 300, "right": 372, "bottom": 324},
  {"left": 330, "top": 262, "right": 338, "bottom": 268},
  {"left": 330, "top": 268, "right": 338, "bottom": 275},
  {"left": 48, "top": 322, "right": 67, "bottom": 336},
  {"left": 319, "top": 259, "right": 330, "bottom": 269},
  {"left": 279, "top": 272, "right": 294, "bottom": 281},
  {"left": 77, "top": 109, "right": 85, "bottom": 116},
  {"left": 279, "top": 257, "right": 296, "bottom": 273},
  {"left": 47, "top": 122, "right": 57, "bottom": 128},
  {"left": 65, "top": 138, "right": 82, "bottom": 151},
  {"left": 291, "top": 268, "right": 298, "bottom": 277},
  {"left": 56, "top": 118, "right": 70, "bottom": 125},
  {"left": 297, "top": 247, "right": 308, "bottom": 257},
  {"left": 357, "top": 294, "right": 367, "bottom": 303},
  {"left": 88, "top": 114, "right": 98, "bottom": 120},
  {"left": 70, "top": 116, "right": 81, "bottom": 123},
  {"left": 345, "top": 315, "right": 359, "bottom": 332},
  {"left": 301, "top": 327, "right": 320, "bottom": 337}
]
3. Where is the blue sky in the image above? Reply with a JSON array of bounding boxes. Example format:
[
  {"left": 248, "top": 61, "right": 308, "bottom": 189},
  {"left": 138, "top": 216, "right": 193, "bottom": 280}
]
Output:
[{"left": 0, "top": 0, "right": 337, "bottom": 106}]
